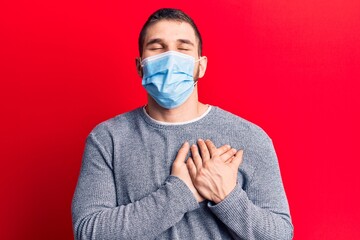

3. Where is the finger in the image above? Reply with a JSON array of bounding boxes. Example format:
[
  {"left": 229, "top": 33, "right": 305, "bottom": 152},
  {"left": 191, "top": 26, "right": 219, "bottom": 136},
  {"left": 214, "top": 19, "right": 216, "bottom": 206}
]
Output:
[
  {"left": 215, "top": 143, "right": 231, "bottom": 156},
  {"left": 224, "top": 156, "right": 235, "bottom": 164},
  {"left": 191, "top": 144, "right": 203, "bottom": 170},
  {"left": 229, "top": 150, "right": 244, "bottom": 169},
  {"left": 197, "top": 139, "right": 210, "bottom": 161},
  {"left": 173, "top": 142, "right": 190, "bottom": 165},
  {"left": 204, "top": 139, "right": 221, "bottom": 157},
  {"left": 186, "top": 157, "right": 197, "bottom": 180},
  {"left": 220, "top": 148, "right": 237, "bottom": 162}
]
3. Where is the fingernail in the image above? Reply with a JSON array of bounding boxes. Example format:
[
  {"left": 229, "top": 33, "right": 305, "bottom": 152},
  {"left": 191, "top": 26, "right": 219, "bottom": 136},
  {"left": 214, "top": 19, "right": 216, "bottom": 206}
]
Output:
[{"left": 198, "top": 138, "right": 203, "bottom": 142}]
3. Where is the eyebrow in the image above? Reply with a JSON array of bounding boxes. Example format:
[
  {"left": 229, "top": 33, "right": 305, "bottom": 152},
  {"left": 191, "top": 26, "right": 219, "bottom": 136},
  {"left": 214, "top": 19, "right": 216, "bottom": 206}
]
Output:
[
  {"left": 177, "top": 39, "right": 194, "bottom": 46},
  {"left": 145, "top": 38, "right": 163, "bottom": 47}
]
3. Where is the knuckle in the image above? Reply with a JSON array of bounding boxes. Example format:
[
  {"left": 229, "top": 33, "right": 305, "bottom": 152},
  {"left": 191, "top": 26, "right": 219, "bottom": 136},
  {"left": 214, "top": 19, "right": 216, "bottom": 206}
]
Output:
[
  {"left": 198, "top": 168, "right": 207, "bottom": 177},
  {"left": 213, "top": 156, "right": 221, "bottom": 162},
  {"left": 211, "top": 149, "right": 219, "bottom": 156},
  {"left": 203, "top": 161, "right": 212, "bottom": 168},
  {"left": 178, "top": 149, "right": 186, "bottom": 155},
  {"left": 193, "top": 152, "right": 201, "bottom": 159}
]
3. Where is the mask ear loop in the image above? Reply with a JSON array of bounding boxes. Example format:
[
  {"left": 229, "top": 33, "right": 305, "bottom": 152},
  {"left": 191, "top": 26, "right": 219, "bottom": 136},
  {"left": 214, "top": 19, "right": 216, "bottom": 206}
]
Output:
[
  {"left": 194, "top": 56, "right": 204, "bottom": 86},
  {"left": 137, "top": 57, "right": 144, "bottom": 78},
  {"left": 139, "top": 57, "right": 144, "bottom": 67},
  {"left": 195, "top": 56, "right": 203, "bottom": 63}
]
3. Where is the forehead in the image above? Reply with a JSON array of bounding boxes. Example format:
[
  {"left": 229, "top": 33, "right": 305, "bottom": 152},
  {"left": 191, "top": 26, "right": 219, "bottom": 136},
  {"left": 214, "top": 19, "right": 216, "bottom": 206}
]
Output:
[{"left": 144, "top": 20, "right": 197, "bottom": 44}]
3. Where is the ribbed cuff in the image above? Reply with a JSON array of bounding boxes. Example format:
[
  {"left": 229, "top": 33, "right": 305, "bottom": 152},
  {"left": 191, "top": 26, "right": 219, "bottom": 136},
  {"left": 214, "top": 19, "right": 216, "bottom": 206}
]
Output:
[
  {"left": 208, "top": 184, "right": 248, "bottom": 222},
  {"left": 166, "top": 176, "right": 200, "bottom": 212}
]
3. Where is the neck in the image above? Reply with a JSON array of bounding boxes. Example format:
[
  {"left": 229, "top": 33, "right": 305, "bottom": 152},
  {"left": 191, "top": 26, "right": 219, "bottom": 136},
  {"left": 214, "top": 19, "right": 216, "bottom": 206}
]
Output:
[{"left": 145, "top": 89, "right": 208, "bottom": 123}]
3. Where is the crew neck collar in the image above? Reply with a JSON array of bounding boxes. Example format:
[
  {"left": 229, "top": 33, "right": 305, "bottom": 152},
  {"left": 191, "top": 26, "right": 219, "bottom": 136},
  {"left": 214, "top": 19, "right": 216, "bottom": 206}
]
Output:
[{"left": 141, "top": 105, "right": 213, "bottom": 127}]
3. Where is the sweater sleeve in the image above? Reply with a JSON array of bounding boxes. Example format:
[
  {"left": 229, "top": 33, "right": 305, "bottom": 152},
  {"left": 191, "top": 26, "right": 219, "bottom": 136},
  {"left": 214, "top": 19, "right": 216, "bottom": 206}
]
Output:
[
  {"left": 71, "top": 133, "right": 199, "bottom": 240},
  {"left": 208, "top": 138, "right": 294, "bottom": 240}
]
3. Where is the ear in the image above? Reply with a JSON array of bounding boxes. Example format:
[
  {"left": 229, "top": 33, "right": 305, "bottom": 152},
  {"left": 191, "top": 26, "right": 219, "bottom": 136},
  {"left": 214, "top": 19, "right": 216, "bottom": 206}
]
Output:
[
  {"left": 198, "top": 56, "right": 208, "bottom": 79},
  {"left": 135, "top": 57, "right": 143, "bottom": 78}
]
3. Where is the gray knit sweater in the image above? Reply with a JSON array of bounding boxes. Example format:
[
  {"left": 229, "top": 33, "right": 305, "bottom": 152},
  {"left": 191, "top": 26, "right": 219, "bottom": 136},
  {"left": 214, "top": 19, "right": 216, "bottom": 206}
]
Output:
[{"left": 72, "top": 106, "right": 293, "bottom": 240}]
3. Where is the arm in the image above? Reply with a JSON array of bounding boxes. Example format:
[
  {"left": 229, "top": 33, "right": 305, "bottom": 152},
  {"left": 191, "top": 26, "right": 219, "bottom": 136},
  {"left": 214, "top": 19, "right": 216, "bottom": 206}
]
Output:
[
  {"left": 187, "top": 139, "right": 293, "bottom": 240},
  {"left": 71, "top": 134, "right": 199, "bottom": 240}
]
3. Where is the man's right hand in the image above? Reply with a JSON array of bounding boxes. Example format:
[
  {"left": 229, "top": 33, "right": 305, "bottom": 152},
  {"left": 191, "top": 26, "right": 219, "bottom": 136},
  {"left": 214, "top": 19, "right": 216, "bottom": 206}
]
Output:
[{"left": 171, "top": 142, "right": 205, "bottom": 202}]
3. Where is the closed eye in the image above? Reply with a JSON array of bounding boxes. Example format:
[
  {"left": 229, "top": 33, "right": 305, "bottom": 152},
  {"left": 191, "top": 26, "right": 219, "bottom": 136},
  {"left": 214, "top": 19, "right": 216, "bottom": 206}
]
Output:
[
  {"left": 149, "top": 47, "right": 163, "bottom": 50},
  {"left": 145, "top": 38, "right": 166, "bottom": 50}
]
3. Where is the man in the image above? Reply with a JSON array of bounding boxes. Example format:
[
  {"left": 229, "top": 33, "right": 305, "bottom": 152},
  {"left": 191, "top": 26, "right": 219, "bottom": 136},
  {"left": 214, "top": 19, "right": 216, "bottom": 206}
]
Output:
[{"left": 72, "top": 8, "right": 293, "bottom": 240}]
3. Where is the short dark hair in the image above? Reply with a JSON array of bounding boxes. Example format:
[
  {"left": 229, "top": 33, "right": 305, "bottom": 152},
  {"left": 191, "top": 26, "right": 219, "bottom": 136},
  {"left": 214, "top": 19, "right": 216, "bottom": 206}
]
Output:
[{"left": 138, "top": 8, "right": 203, "bottom": 56}]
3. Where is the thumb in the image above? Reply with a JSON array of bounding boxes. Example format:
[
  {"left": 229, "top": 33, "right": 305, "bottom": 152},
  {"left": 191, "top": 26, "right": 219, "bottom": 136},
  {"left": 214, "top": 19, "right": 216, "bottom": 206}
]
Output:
[
  {"left": 173, "top": 142, "right": 190, "bottom": 165},
  {"left": 229, "top": 150, "right": 243, "bottom": 170}
]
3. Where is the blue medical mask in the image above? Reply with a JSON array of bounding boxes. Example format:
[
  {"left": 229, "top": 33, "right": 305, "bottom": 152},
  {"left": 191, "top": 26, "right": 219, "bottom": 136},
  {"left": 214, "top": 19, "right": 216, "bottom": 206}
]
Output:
[{"left": 141, "top": 51, "right": 201, "bottom": 109}]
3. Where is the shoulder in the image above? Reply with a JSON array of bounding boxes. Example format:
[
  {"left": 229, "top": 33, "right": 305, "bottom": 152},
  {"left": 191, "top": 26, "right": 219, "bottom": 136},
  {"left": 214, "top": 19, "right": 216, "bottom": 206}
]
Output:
[
  {"left": 89, "top": 107, "right": 143, "bottom": 140},
  {"left": 212, "top": 106, "right": 271, "bottom": 142}
]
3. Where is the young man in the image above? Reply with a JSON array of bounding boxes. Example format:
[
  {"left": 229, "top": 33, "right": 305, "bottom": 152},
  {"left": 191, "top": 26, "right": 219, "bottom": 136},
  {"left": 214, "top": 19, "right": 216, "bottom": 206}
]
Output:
[{"left": 72, "top": 8, "right": 293, "bottom": 240}]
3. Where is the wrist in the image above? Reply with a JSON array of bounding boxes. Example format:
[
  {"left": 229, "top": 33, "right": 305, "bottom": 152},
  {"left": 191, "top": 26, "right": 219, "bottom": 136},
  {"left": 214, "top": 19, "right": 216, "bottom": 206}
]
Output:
[
  {"left": 213, "top": 183, "right": 237, "bottom": 204},
  {"left": 212, "top": 192, "right": 226, "bottom": 204}
]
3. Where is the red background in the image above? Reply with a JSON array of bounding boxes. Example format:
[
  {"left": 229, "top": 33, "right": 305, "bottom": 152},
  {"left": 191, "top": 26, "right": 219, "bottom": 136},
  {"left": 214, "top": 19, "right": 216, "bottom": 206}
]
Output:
[{"left": 1, "top": 0, "right": 359, "bottom": 239}]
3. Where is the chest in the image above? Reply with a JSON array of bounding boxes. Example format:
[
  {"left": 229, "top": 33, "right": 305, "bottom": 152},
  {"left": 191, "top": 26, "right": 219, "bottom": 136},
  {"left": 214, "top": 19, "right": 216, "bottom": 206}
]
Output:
[{"left": 111, "top": 129, "right": 255, "bottom": 204}]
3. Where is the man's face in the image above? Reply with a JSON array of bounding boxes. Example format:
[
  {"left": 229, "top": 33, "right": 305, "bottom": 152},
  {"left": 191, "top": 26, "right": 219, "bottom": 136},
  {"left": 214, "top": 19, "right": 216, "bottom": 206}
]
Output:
[{"left": 140, "top": 20, "right": 204, "bottom": 79}]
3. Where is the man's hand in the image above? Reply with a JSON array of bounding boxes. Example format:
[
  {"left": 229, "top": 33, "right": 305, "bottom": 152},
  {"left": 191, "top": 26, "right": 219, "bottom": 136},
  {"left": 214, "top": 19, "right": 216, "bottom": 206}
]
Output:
[
  {"left": 186, "top": 139, "right": 243, "bottom": 204},
  {"left": 171, "top": 142, "right": 205, "bottom": 202}
]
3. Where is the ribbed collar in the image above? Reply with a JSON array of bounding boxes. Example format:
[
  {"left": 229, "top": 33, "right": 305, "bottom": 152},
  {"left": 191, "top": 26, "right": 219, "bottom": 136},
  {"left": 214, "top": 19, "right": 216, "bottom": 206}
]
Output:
[{"left": 140, "top": 105, "right": 215, "bottom": 129}]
